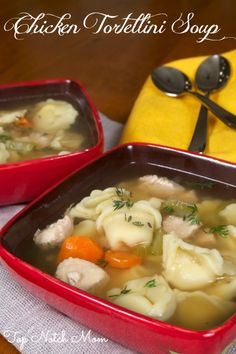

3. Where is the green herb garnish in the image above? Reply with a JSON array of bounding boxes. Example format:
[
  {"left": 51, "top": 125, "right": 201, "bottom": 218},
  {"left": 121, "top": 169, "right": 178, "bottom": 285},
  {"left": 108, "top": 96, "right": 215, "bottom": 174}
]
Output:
[
  {"left": 186, "top": 213, "right": 201, "bottom": 225},
  {"left": 144, "top": 279, "right": 157, "bottom": 288},
  {"left": 147, "top": 222, "right": 152, "bottom": 228},
  {"left": 163, "top": 205, "right": 174, "bottom": 214},
  {"left": 209, "top": 225, "right": 229, "bottom": 238},
  {"left": 126, "top": 199, "right": 134, "bottom": 209},
  {"left": 113, "top": 186, "right": 134, "bottom": 211},
  {"left": 0, "top": 134, "right": 11, "bottom": 142},
  {"left": 127, "top": 215, "right": 132, "bottom": 222},
  {"left": 132, "top": 221, "right": 144, "bottom": 227},
  {"left": 113, "top": 199, "right": 125, "bottom": 210},
  {"left": 120, "top": 286, "right": 131, "bottom": 295},
  {"left": 185, "top": 204, "right": 201, "bottom": 225},
  {"left": 115, "top": 187, "right": 124, "bottom": 198},
  {"left": 97, "top": 259, "right": 108, "bottom": 267},
  {"left": 109, "top": 285, "right": 131, "bottom": 298}
]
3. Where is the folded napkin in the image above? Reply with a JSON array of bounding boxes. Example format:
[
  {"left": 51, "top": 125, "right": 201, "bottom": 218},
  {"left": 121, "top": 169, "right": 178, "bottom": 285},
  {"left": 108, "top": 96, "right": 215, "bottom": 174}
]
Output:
[{"left": 121, "top": 49, "right": 236, "bottom": 162}]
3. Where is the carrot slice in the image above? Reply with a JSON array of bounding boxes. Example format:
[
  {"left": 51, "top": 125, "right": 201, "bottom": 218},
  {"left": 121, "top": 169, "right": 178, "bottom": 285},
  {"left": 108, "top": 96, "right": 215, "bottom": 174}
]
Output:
[
  {"left": 58, "top": 236, "right": 104, "bottom": 263},
  {"left": 14, "top": 117, "right": 32, "bottom": 128},
  {"left": 105, "top": 250, "right": 141, "bottom": 269}
]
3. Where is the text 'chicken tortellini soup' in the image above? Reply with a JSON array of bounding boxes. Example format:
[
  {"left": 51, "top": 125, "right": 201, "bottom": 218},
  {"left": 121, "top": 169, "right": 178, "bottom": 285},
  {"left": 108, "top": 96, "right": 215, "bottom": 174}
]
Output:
[
  {"left": 19, "top": 174, "right": 236, "bottom": 330},
  {"left": 0, "top": 98, "right": 93, "bottom": 163}
]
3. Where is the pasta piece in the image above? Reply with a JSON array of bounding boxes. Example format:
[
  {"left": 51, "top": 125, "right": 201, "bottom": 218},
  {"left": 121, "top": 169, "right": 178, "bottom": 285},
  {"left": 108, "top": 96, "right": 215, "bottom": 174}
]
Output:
[
  {"left": 205, "top": 275, "right": 236, "bottom": 300},
  {"left": 0, "top": 143, "right": 10, "bottom": 163},
  {"left": 107, "top": 275, "right": 176, "bottom": 321},
  {"left": 69, "top": 188, "right": 120, "bottom": 220},
  {"left": 30, "top": 99, "right": 78, "bottom": 133},
  {"left": 33, "top": 215, "right": 73, "bottom": 249},
  {"left": 219, "top": 204, "right": 236, "bottom": 226},
  {"left": 56, "top": 257, "right": 109, "bottom": 294},
  {"left": 173, "top": 290, "right": 236, "bottom": 330},
  {"left": 96, "top": 200, "right": 162, "bottom": 250},
  {"left": 73, "top": 220, "right": 99, "bottom": 239},
  {"left": 214, "top": 225, "right": 236, "bottom": 254},
  {"left": 162, "top": 233, "right": 223, "bottom": 290},
  {"left": 0, "top": 109, "right": 27, "bottom": 124},
  {"left": 50, "top": 131, "right": 84, "bottom": 151}
]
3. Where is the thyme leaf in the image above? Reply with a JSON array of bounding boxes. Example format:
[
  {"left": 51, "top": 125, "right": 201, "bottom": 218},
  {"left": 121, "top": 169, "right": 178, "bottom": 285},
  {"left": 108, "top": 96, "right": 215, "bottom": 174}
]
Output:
[
  {"left": 127, "top": 215, "right": 132, "bottom": 222},
  {"left": 109, "top": 285, "right": 131, "bottom": 298},
  {"left": 132, "top": 221, "right": 144, "bottom": 227},
  {"left": 97, "top": 259, "right": 108, "bottom": 267},
  {"left": 144, "top": 279, "right": 157, "bottom": 288},
  {"left": 113, "top": 199, "right": 125, "bottom": 210},
  {"left": 120, "top": 286, "right": 131, "bottom": 295},
  {"left": 147, "top": 222, "right": 152, "bottom": 228}
]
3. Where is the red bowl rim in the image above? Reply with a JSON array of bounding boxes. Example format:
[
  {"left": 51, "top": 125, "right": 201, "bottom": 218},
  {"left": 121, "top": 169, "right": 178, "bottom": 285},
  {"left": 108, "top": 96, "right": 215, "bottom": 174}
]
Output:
[
  {"left": 1, "top": 142, "right": 236, "bottom": 340},
  {"left": 0, "top": 78, "right": 104, "bottom": 170}
]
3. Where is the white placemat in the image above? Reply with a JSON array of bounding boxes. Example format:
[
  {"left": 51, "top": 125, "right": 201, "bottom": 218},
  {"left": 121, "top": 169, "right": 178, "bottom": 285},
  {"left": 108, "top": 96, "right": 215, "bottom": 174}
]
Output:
[{"left": 0, "top": 114, "right": 235, "bottom": 354}]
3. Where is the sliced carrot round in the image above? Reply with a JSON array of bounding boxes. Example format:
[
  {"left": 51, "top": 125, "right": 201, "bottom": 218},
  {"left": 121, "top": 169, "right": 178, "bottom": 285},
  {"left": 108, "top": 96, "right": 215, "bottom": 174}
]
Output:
[
  {"left": 58, "top": 236, "right": 104, "bottom": 263},
  {"left": 105, "top": 250, "right": 141, "bottom": 269}
]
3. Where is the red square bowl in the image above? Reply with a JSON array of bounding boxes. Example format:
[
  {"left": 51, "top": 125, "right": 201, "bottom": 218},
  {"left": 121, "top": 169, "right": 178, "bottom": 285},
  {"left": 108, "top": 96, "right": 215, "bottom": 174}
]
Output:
[
  {"left": 0, "top": 79, "right": 103, "bottom": 205},
  {"left": 0, "top": 144, "right": 236, "bottom": 354}
]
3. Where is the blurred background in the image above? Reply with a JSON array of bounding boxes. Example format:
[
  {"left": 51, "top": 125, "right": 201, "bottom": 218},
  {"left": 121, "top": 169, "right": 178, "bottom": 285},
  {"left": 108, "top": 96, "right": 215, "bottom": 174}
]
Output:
[{"left": 0, "top": 0, "right": 235, "bottom": 122}]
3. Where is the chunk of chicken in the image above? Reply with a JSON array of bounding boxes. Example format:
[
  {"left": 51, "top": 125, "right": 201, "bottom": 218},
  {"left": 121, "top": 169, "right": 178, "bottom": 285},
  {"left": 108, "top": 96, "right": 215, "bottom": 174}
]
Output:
[
  {"left": 33, "top": 215, "right": 73, "bottom": 249},
  {"left": 163, "top": 215, "right": 200, "bottom": 239},
  {"left": 55, "top": 257, "right": 109, "bottom": 294},
  {"left": 139, "top": 175, "right": 198, "bottom": 203}
]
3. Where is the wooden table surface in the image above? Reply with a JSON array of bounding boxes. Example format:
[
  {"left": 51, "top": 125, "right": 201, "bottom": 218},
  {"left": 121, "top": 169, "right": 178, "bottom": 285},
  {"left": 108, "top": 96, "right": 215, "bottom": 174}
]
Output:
[{"left": 0, "top": 0, "right": 235, "bottom": 352}]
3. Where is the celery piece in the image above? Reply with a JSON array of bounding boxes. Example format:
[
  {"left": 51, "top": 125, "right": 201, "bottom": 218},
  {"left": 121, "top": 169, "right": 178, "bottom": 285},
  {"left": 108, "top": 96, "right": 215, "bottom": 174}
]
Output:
[
  {"left": 149, "top": 229, "right": 164, "bottom": 256},
  {"left": 6, "top": 140, "right": 34, "bottom": 153},
  {"left": 0, "top": 134, "right": 11, "bottom": 142}
]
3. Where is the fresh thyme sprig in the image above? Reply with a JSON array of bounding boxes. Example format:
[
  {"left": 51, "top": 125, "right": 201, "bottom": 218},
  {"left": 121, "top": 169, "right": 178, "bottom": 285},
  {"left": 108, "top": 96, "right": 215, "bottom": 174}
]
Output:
[
  {"left": 209, "top": 225, "right": 229, "bottom": 238},
  {"left": 113, "top": 187, "right": 134, "bottom": 211}
]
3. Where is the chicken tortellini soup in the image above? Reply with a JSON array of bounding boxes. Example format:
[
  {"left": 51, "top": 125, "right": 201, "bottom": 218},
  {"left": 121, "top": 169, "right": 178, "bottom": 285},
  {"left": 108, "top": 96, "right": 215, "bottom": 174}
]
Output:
[
  {"left": 25, "top": 175, "right": 236, "bottom": 330},
  {"left": 0, "top": 99, "right": 92, "bottom": 163}
]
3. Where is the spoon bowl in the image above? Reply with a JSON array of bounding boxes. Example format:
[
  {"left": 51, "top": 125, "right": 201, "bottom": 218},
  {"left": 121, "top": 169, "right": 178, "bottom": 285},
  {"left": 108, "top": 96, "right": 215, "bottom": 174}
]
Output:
[
  {"left": 151, "top": 66, "right": 192, "bottom": 97},
  {"left": 196, "top": 54, "right": 230, "bottom": 92}
]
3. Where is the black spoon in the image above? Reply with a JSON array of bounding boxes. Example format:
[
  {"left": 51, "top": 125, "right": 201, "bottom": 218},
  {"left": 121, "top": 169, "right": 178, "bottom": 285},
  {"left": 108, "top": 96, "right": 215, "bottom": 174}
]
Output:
[
  {"left": 151, "top": 65, "right": 236, "bottom": 129},
  {"left": 188, "top": 55, "right": 230, "bottom": 152}
]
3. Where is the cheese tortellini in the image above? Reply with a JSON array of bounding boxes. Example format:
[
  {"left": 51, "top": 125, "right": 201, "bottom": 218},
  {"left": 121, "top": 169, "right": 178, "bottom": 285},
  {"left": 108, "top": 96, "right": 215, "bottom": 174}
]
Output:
[
  {"left": 107, "top": 275, "right": 176, "bottom": 321},
  {"left": 163, "top": 233, "right": 223, "bottom": 290},
  {"left": 30, "top": 99, "right": 78, "bottom": 133},
  {"left": 69, "top": 187, "right": 119, "bottom": 220},
  {"left": 96, "top": 200, "right": 162, "bottom": 250},
  {"left": 219, "top": 204, "right": 236, "bottom": 226}
]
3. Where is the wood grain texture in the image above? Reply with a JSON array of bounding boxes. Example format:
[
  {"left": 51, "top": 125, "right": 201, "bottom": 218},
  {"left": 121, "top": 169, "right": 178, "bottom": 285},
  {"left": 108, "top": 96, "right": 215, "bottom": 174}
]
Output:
[{"left": 0, "top": 0, "right": 235, "bottom": 352}]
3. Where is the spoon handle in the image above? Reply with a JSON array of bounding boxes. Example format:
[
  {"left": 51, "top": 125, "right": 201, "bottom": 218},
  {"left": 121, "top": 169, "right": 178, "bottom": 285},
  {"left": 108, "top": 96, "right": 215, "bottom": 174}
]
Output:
[
  {"left": 189, "top": 91, "right": 236, "bottom": 129},
  {"left": 188, "top": 104, "right": 208, "bottom": 152}
]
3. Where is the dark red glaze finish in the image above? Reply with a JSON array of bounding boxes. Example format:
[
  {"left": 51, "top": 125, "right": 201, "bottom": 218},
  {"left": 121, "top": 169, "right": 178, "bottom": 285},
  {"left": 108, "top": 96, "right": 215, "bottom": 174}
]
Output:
[
  {"left": 0, "top": 79, "right": 103, "bottom": 205},
  {"left": 1, "top": 143, "right": 236, "bottom": 354}
]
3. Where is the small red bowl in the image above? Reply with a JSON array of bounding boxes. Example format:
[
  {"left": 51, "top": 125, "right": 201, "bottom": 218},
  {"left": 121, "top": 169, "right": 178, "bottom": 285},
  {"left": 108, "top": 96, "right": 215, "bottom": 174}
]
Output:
[
  {"left": 1, "top": 143, "right": 236, "bottom": 354},
  {"left": 0, "top": 79, "right": 103, "bottom": 205}
]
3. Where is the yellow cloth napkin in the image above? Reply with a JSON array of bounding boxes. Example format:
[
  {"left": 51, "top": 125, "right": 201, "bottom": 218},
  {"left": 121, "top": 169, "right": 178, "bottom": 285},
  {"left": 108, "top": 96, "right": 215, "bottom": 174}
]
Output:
[{"left": 121, "top": 50, "right": 236, "bottom": 162}]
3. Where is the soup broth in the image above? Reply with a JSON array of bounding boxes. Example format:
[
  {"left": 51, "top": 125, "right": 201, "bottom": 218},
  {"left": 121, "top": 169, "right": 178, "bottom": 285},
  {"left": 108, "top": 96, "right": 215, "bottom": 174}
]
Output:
[
  {"left": 18, "top": 174, "right": 236, "bottom": 331},
  {"left": 0, "top": 98, "right": 93, "bottom": 163}
]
